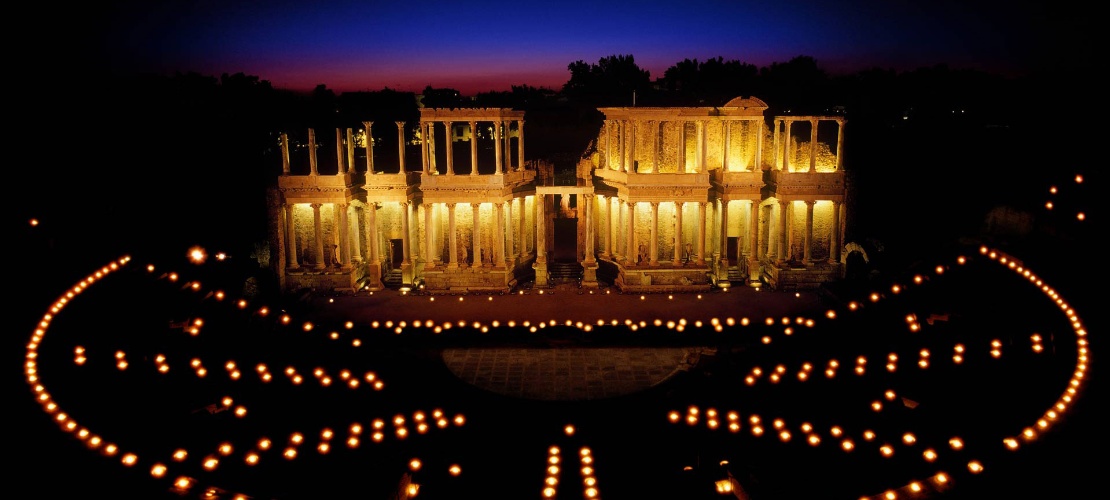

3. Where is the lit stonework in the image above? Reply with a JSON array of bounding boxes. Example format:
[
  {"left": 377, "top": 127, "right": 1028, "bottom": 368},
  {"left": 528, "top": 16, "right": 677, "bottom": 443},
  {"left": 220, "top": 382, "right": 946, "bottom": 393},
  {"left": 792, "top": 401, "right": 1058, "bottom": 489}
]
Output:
[{"left": 268, "top": 97, "right": 848, "bottom": 294}]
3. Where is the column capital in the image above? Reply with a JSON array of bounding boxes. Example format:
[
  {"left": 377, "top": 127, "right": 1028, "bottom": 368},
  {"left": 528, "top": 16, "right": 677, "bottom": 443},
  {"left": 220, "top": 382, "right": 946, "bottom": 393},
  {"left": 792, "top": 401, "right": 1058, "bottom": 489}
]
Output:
[{"left": 395, "top": 121, "right": 406, "bottom": 129}]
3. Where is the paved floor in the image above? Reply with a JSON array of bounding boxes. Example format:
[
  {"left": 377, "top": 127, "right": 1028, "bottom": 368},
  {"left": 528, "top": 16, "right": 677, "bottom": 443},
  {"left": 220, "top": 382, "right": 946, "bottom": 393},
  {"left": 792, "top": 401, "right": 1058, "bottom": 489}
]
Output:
[
  {"left": 301, "top": 282, "right": 834, "bottom": 401},
  {"left": 442, "top": 346, "right": 706, "bottom": 400}
]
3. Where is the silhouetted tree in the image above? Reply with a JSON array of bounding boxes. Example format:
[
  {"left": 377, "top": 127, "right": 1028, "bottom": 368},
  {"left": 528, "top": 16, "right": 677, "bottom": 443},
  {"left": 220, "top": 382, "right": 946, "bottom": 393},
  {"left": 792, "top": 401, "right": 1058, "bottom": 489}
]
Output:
[
  {"left": 659, "top": 57, "right": 760, "bottom": 105},
  {"left": 562, "top": 54, "right": 651, "bottom": 106},
  {"left": 420, "top": 86, "right": 468, "bottom": 109}
]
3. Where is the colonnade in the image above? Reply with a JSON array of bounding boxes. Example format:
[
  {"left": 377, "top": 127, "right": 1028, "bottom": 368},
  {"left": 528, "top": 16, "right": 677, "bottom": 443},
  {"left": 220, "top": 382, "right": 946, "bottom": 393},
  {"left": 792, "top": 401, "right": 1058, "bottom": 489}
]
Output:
[
  {"left": 600, "top": 118, "right": 767, "bottom": 173},
  {"left": 416, "top": 119, "right": 525, "bottom": 175}
]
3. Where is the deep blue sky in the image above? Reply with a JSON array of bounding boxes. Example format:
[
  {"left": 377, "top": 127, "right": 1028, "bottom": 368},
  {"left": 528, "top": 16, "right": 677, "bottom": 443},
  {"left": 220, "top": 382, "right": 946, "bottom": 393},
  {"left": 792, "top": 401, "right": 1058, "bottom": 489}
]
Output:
[{"left": 38, "top": 0, "right": 1088, "bottom": 95}]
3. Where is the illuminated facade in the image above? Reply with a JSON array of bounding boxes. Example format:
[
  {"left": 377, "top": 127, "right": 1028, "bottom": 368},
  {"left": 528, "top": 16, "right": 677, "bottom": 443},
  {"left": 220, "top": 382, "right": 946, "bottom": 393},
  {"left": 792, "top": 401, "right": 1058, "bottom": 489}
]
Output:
[{"left": 268, "top": 97, "right": 847, "bottom": 294}]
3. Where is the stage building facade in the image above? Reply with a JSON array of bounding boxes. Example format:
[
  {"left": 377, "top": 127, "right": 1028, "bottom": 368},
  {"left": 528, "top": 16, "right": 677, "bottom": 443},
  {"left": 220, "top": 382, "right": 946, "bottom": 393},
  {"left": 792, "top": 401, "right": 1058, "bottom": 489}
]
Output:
[{"left": 266, "top": 97, "right": 847, "bottom": 294}]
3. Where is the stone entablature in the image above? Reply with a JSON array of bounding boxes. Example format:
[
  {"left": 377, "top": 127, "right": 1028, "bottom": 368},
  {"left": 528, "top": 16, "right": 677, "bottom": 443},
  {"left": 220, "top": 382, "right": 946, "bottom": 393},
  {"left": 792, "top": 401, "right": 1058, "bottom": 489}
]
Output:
[
  {"left": 711, "top": 170, "right": 764, "bottom": 195},
  {"left": 770, "top": 171, "right": 846, "bottom": 200}
]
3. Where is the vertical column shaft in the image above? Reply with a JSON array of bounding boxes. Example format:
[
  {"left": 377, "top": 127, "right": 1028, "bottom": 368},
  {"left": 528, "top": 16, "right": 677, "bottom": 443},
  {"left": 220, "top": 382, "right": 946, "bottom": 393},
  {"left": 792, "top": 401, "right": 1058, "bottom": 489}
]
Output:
[
  {"left": 830, "top": 201, "right": 841, "bottom": 263},
  {"left": 308, "top": 128, "right": 318, "bottom": 175},
  {"left": 280, "top": 133, "right": 291, "bottom": 174},
  {"left": 804, "top": 200, "right": 814, "bottom": 263},
  {"left": 495, "top": 202, "right": 505, "bottom": 267},
  {"left": 338, "top": 203, "right": 350, "bottom": 266},
  {"left": 395, "top": 122, "right": 407, "bottom": 172},
  {"left": 809, "top": 119, "right": 818, "bottom": 172},
  {"left": 312, "top": 203, "right": 325, "bottom": 269},
  {"left": 649, "top": 202, "right": 659, "bottom": 266},
  {"left": 336, "top": 128, "right": 346, "bottom": 174},
  {"left": 584, "top": 195, "right": 595, "bottom": 263},
  {"left": 444, "top": 121, "right": 454, "bottom": 175},
  {"left": 696, "top": 202, "right": 706, "bottom": 265},
  {"left": 366, "top": 203, "right": 379, "bottom": 263},
  {"left": 424, "top": 203, "right": 435, "bottom": 267},
  {"left": 469, "top": 120, "right": 479, "bottom": 175},
  {"left": 400, "top": 202, "right": 412, "bottom": 266},
  {"left": 285, "top": 204, "right": 299, "bottom": 268},
  {"left": 493, "top": 121, "right": 503, "bottom": 174},
  {"left": 362, "top": 121, "right": 375, "bottom": 175},
  {"left": 626, "top": 201, "right": 636, "bottom": 264},
  {"left": 536, "top": 195, "right": 546, "bottom": 263},
  {"left": 472, "top": 203, "right": 481, "bottom": 266},
  {"left": 777, "top": 200, "right": 789, "bottom": 262},
  {"left": 517, "top": 120, "right": 525, "bottom": 171},
  {"left": 448, "top": 203, "right": 458, "bottom": 268},
  {"left": 673, "top": 202, "right": 683, "bottom": 266}
]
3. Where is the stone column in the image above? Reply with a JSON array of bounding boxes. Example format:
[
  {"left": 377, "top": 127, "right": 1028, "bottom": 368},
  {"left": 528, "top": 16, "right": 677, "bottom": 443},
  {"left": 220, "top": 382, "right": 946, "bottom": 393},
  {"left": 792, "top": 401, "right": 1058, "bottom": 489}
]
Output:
[
  {"left": 280, "top": 133, "right": 291, "bottom": 175},
  {"left": 753, "top": 119, "right": 764, "bottom": 172},
  {"left": 629, "top": 119, "right": 637, "bottom": 172},
  {"left": 419, "top": 122, "right": 429, "bottom": 174},
  {"left": 365, "top": 202, "right": 382, "bottom": 290},
  {"left": 719, "top": 199, "right": 729, "bottom": 273},
  {"left": 649, "top": 202, "right": 659, "bottom": 266},
  {"left": 836, "top": 119, "right": 846, "bottom": 171},
  {"left": 809, "top": 119, "right": 818, "bottom": 172},
  {"left": 336, "top": 129, "right": 346, "bottom": 174},
  {"left": 618, "top": 120, "right": 626, "bottom": 172},
  {"left": 772, "top": 119, "right": 781, "bottom": 171},
  {"left": 346, "top": 128, "right": 356, "bottom": 174},
  {"left": 338, "top": 203, "right": 350, "bottom": 267},
  {"left": 750, "top": 198, "right": 759, "bottom": 262},
  {"left": 495, "top": 202, "right": 506, "bottom": 267},
  {"left": 830, "top": 201, "right": 841, "bottom": 264},
  {"left": 517, "top": 120, "right": 525, "bottom": 171},
  {"left": 536, "top": 197, "right": 546, "bottom": 259},
  {"left": 285, "top": 204, "right": 299, "bottom": 269},
  {"left": 606, "top": 197, "right": 615, "bottom": 258},
  {"left": 804, "top": 200, "right": 815, "bottom": 264},
  {"left": 748, "top": 199, "right": 760, "bottom": 280},
  {"left": 469, "top": 203, "right": 480, "bottom": 267},
  {"left": 652, "top": 120, "right": 660, "bottom": 173},
  {"left": 696, "top": 120, "right": 707, "bottom": 173},
  {"left": 308, "top": 128, "right": 319, "bottom": 175},
  {"left": 601, "top": 120, "right": 610, "bottom": 169},
  {"left": 424, "top": 203, "right": 435, "bottom": 268},
  {"left": 506, "top": 199, "right": 515, "bottom": 262},
  {"left": 534, "top": 194, "right": 548, "bottom": 286},
  {"left": 448, "top": 203, "right": 458, "bottom": 269},
  {"left": 504, "top": 121, "right": 512, "bottom": 170},
  {"left": 584, "top": 195, "right": 595, "bottom": 264},
  {"left": 427, "top": 122, "right": 437, "bottom": 174},
  {"left": 349, "top": 205, "right": 362, "bottom": 264},
  {"left": 493, "top": 121, "right": 503, "bottom": 175},
  {"left": 444, "top": 121, "right": 454, "bottom": 175},
  {"left": 362, "top": 121, "right": 375, "bottom": 175},
  {"left": 777, "top": 200, "right": 789, "bottom": 262},
  {"left": 400, "top": 202, "right": 413, "bottom": 283},
  {"left": 520, "top": 197, "right": 529, "bottom": 254},
  {"left": 672, "top": 201, "right": 683, "bottom": 266},
  {"left": 782, "top": 120, "right": 792, "bottom": 172},
  {"left": 312, "top": 203, "right": 325, "bottom": 269},
  {"left": 696, "top": 201, "right": 706, "bottom": 266},
  {"left": 722, "top": 121, "right": 731, "bottom": 172},
  {"left": 469, "top": 120, "right": 479, "bottom": 175},
  {"left": 366, "top": 203, "right": 379, "bottom": 264},
  {"left": 395, "top": 122, "right": 407, "bottom": 172},
  {"left": 676, "top": 121, "right": 686, "bottom": 173},
  {"left": 626, "top": 201, "right": 636, "bottom": 265},
  {"left": 615, "top": 198, "right": 624, "bottom": 261}
]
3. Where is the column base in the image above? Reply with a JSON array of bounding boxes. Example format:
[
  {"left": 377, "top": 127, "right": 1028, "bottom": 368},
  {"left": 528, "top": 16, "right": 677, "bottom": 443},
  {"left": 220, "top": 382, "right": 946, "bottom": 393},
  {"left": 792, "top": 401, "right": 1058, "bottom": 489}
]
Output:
[{"left": 533, "top": 261, "right": 549, "bottom": 287}]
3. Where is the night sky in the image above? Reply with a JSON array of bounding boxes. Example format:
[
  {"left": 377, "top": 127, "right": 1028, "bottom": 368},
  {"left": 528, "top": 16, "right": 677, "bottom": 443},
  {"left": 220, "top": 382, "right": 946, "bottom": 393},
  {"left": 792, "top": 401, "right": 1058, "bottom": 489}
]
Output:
[{"left": 32, "top": 0, "right": 1088, "bottom": 95}]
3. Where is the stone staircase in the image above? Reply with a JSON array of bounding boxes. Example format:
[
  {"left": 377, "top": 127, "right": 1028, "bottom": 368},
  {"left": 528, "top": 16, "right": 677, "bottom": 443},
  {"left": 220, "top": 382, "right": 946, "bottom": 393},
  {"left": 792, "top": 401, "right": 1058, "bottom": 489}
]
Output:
[
  {"left": 548, "top": 261, "right": 583, "bottom": 284},
  {"left": 382, "top": 268, "right": 403, "bottom": 289},
  {"left": 727, "top": 266, "right": 744, "bottom": 285}
]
